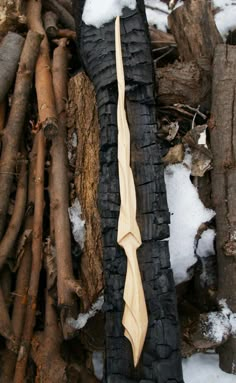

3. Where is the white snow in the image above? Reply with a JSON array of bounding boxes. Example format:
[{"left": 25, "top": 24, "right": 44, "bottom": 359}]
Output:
[
  {"left": 204, "top": 312, "right": 232, "bottom": 343},
  {"left": 183, "top": 353, "right": 236, "bottom": 383},
  {"left": 68, "top": 198, "right": 86, "bottom": 250},
  {"left": 92, "top": 351, "right": 104, "bottom": 380},
  {"left": 145, "top": 0, "right": 169, "bottom": 31},
  {"left": 214, "top": 1, "right": 236, "bottom": 39},
  {"left": 164, "top": 154, "right": 215, "bottom": 284},
  {"left": 196, "top": 229, "right": 216, "bottom": 258},
  {"left": 82, "top": 0, "right": 136, "bottom": 28},
  {"left": 68, "top": 295, "right": 104, "bottom": 329}
]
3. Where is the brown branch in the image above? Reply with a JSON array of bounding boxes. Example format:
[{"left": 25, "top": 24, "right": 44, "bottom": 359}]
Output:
[
  {"left": 43, "top": 11, "right": 76, "bottom": 40},
  {"left": 42, "top": 0, "right": 75, "bottom": 30},
  {"left": 0, "top": 32, "right": 25, "bottom": 103},
  {"left": 1, "top": 140, "right": 37, "bottom": 383},
  {"left": 0, "top": 100, "right": 6, "bottom": 132},
  {"left": 0, "top": 31, "right": 42, "bottom": 240},
  {"left": 27, "top": 0, "right": 58, "bottom": 139},
  {"left": 51, "top": 39, "right": 83, "bottom": 309},
  {"left": 14, "top": 130, "right": 45, "bottom": 382},
  {"left": 0, "top": 155, "right": 27, "bottom": 269},
  {"left": 43, "top": 11, "right": 58, "bottom": 39}
]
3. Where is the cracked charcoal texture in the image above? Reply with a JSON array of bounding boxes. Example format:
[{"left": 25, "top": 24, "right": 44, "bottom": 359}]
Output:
[{"left": 73, "top": 1, "right": 184, "bottom": 382}]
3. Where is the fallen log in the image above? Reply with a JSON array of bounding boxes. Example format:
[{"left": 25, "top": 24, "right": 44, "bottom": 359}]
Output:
[
  {"left": 210, "top": 44, "right": 236, "bottom": 375},
  {"left": 0, "top": 32, "right": 25, "bottom": 103},
  {"left": 0, "top": 30, "right": 42, "bottom": 240}
]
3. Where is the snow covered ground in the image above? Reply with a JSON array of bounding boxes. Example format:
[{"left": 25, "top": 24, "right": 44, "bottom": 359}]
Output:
[{"left": 183, "top": 353, "right": 236, "bottom": 383}]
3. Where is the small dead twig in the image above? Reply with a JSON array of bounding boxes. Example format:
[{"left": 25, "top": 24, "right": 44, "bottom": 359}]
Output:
[
  {"left": 174, "top": 104, "right": 207, "bottom": 120},
  {"left": 0, "top": 31, "right": 42, "bottom": 240}
]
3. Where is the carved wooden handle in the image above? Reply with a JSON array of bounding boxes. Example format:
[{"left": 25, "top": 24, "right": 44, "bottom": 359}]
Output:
[{"left": 115, "top": 15, "right": 148, "bottom": 367}]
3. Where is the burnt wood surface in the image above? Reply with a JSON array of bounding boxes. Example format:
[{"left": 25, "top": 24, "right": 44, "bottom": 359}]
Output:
[{"left": 73, "top": 1, "right": 184, "bottom": 382}]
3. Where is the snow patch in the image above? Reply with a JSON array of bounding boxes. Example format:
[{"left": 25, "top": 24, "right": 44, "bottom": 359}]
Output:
[
  {"left": 92, "top": 351, "right": 104, "bottom": 380},
  {"left": 196, "top": 229, "right": 216, "bottom": 258},
  {"left": 68, "top": 295, "right": 104, "bottom": 330},
  {"left": 68, "top": 198, "right": 86, "bottom": 250},
  {"left": 82, "top": 0, "right": 136, "bottom": 28},
  {"left": 214, "top": 0, "right": 236, "bottom": 39},
  {"left": 204, "top": 312, "right": 232, "bottom": 343},
  {"left": 164, "top": 154, "right": 215, "bottom": 284},
  {"left": 183, "top": 353, "right": 236, "bottom": 383}
]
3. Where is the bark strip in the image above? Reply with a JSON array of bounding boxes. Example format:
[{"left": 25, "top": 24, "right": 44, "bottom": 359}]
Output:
[{"left": 0, "top": 30, "right": 42, "bottom": 240}]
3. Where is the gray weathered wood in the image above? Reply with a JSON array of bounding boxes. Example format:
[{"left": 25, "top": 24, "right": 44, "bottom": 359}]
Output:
[{"left": 210, "top": 44, "right": 236, "bottom": 375}]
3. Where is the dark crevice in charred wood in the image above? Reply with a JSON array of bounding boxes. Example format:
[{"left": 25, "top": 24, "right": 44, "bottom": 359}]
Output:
[{"left": 76, "top": 1, "right": 183, "bottom": 382}]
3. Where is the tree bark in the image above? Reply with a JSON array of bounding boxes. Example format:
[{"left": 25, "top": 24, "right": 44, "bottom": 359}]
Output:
[
  {"left": 68, "top": 73, "right": 103, "bottom": 312},
  {"left": 168, "top": 0, "right": 222, "bottom": 64},
  {"left": 210, "top": 44, "right": 236, "bottom": 375},
  {"left": 157, "top": 61, "right": 211, "bottom": 107},
  {"left": 75, "top": 0, "right": 183, "bottom": 381}
]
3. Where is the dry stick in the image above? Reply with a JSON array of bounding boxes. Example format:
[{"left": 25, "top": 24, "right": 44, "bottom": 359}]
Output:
[
  {"left": 42, "top": 0, "right": 75, "bottom": 30},
  {"left": 14, "top": 130, "right": 45, "bottom": 383},
  {"left": 43, "top": 11, "right": 58, "bottom": 39},
  {"left": 43, "top": 11, "right": 76, "bottom": 40},
  {"left": 0, "top": 32, "right": 25, "bottom": 103},
  {"left": 27, "top": 0, "right": 58, "bottom": 139},
  {"left": 51, "top": 39, "right": 83, "bottom": 309},
  {"left": 1, "top": 141, "right": 37, "bottom": 383},
  {"left": 0, "top": 156, "right": 27, "bottom": 269},
  {"left": 0, "top": 31, "right": 42, "bottom": 241}
]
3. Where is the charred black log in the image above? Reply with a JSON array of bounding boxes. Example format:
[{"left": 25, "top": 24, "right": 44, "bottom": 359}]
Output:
[{"left": 74, "top": 1, "right": 184, "bottom": 382}]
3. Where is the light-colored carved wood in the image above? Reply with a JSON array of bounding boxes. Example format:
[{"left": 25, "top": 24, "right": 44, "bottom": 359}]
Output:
[{"left": 115, "top": 16, "right": 148, "bottom": 367}]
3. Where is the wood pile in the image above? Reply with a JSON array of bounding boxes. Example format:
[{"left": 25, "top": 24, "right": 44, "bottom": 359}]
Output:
[{"left": 0, "top": 0, "right": 235, "bottom": 381}]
